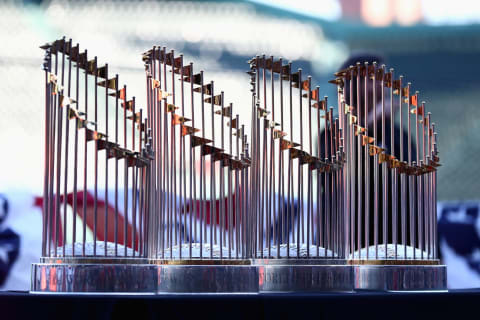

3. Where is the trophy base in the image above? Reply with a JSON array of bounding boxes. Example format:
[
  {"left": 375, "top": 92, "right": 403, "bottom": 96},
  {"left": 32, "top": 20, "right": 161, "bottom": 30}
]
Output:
[
  {"left": 252, "top": 259, "right": 353, "bottom": 292},
  {"left": 152, "top": 259, "right": 258, "bottom": 293},
  {"left": 31, "top": 257, "right": 156, "bottom": 294},
  {"left": 31, "top": 258, "right": 258, "bottom": 294},
  {"left": 351, "top": 261, "right": 447, "bottom": 291}
]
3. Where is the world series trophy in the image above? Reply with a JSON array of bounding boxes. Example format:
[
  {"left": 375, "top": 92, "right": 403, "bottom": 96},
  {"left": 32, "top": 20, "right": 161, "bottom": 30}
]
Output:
[
  {"left": 141, "top": 46, "right": 257, "bottom": 292},
  {"left": 31, "top": 37, "right": 157, "bottom": 293},
  {"left": 331, "top": 62, "right": 446, "bottom": 290},
  {"left": 247, "top": 56, "right": 352, "bottom": 292},
  {"left": 31, "top": 37, "right": 446, "bottom": 294}
]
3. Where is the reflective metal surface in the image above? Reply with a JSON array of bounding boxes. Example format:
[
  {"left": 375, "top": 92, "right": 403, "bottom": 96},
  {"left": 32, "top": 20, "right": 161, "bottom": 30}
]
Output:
[
  {"left": 254, "top": 259, "right": 353, "bottom": 292},
  {"left": 353, "top": 264, "right": 447, "bottom": 291},
  {"left": 157, "top": 264, "right": 258, "bottom": 293},
  {"left": 31, "top": 263, "right": 157, "bottom": 293}
]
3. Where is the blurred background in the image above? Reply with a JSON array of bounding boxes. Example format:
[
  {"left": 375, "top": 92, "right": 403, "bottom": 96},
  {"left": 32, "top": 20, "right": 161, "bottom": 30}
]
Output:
[{"left": 0, "top": 0, "right": 479, "bottom": 289}]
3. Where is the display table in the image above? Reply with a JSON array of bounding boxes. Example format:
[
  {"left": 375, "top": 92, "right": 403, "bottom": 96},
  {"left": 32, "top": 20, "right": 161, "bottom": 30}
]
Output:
[{"left": 1, "top": 289, "right": 479, "bottom": 319}]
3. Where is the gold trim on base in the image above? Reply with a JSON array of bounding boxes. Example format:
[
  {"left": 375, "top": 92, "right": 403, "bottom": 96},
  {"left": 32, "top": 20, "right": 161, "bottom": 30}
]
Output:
[{"left": 348, "top": 259, "right": 440, "bottom": 266}]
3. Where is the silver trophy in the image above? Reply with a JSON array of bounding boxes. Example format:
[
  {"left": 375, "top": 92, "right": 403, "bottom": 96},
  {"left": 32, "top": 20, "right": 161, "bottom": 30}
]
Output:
[
  {"left": 32, "top": 37, "right": 445, "bottom": 294},
  {"left": 332, "top": 62, "right": 446, "bottom": 291},
  {"left": 32, "top": 38, "right": 156, "bottom": 293}
]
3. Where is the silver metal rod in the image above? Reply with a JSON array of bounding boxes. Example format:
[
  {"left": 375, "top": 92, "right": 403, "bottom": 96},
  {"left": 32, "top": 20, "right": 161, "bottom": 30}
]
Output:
[
  {"left": 93, "top": 57, "right": 98, "bottom": 256},
  {"left": 399, "top": 76, "right": 407, "bottom": 258},
  {"left": 82, "top": 50, "right": 88, "bottom": 257},
  {"left": 104, "top": 64, "right": 109, "bottom": 256},
  {"left": 72, "top": 45, "right": 80, "bottom": 255},
  {"left": 62, "top": 39, "right": 71, "bottom": 257},
  {"left": 364, "top": 62, "right": 370, "bottom": 259},
  {"left": 114, "top": 74, "right": 119, "bottom": 256},
  {"left": 189, "top": 62, "right": 195, "bottom": 259},
  {"left": 390, "top": 68, "right": 396, "bottom": 259},
  {"left": 381, "top": 65, "right": 387, "bottom": 259},
  {"left": 371, "top": 62, "right": 378, "bottom": 259}
]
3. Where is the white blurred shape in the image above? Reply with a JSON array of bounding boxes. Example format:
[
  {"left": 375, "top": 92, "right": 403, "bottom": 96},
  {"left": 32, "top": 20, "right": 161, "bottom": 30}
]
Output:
[
  {"left": 395, "top": 0, "right": 422, "bottom": 26},
  {"left": 422, "top": 0, "right": 480, "bottom": 25},
  {"left": 361, "top": 0, "right": 394, "bottom": 27}
]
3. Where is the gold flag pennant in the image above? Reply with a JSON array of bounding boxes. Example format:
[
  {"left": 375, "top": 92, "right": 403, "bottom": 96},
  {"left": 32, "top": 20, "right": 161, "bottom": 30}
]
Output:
[
  {"left": 166, "top": 104, "right": 179, "bottom": 112},
  {"left": 368, "top": 64, "right": 376, "bottom": 79},
  {"left": 213, "top": 152, "right": 232, "bottom": 163},
  {"left": 204, "top": 94, "right": 222, "bottom": 106},
  {"left": 193, "top": 83, "right": 212, "bottom": 95},
  {"left": 378, "top": 153, "right": 395, "bottom": 164},
  {"left": 410, "top": 105, "right": 424, "bottom": 116},
  {"left": 157, "top": 89, "right": 172, "bottom": 101},
  {"left": 280, "top": 139, "right": 300, "bottom": 150},
  {"left": 137, "top": 122, "right": 145, "bottom": 132},
  {"left": 376, "top": 68, "right": 384, "bottom": 81},
  {"left": 328, "top": 78, "right": 343, "bottom": 85},
  {"left": 98, "top": 78, "right": 116, "bottom": 90},
  {"left": 182, "top": 64, "right": 192, "bottom": 77},
  {"left": 389, "top": 159, "right": 402, "bottom": 169},
  {"left": 181, "top": 125, "right": 200, "bottom": 136},
  {"left": 201, "top": 144, "right": 223, "bottom": 156},
  {"left": 410, "top": 95, "right": 418, "bottom": 107},
  {"left": 384, "top": 72, "right": 392, "bottom": 87},
  {"left": 173, "top": 56, "right": 182, "bottom": 68},
  {"left": 127, "top": 111, "right": 142, "bottom": 123},
  {"left": 228, "top": 158, "right": 243, "bottom": 170},
  {"left": 227, "top": 118, "right": 238, "bottom": 128},
  {"left": 59, "top": 94, "right": 76, "bottom": 107},
  {"left": 126, "top": 152, "right": 139, "bottom": 168},
  {"left": 271, "top": 60, "right": 283, "bottom": 73},
  {"left": 369, "top": 145, "right": 385, "bottom": 156},
  {"left": 164, "top": 52, "right": 174, "bottom": 64},
  {"left": 174, "top": 64, "right": 192, "bottom": 77},
  {"left": 151, "top": 79, "right": 160, "bottom": 89},
  {"left": 321, "top": 112, "right": 332, "bottom": 121},
  {"left": 85, "top": 129, "right": 107, "bottom": 141},
  {"left": 354, "top": 125, "right": 366, "bottom": 136},
  {"left": 361, "top": 135, "right": 375, "bottom": 146},
  {"left": 344, "top": 104, "right": 353, "bottom": 114},
  {"left": 334, "top": 68, "right": 348, "bottom": 77},
  {"left": 290, "top": 72, "right": 300, "bottom": 84},
  {"left": 172, "top": 114, "right": 190, "bottom": 125},
  {"left": 107, "top": 145, "right": 122, "bottom": 159},
  {"left": 301, "top": 80, "right": 309, "bottom": 91},
  {"left": 349, "top": 115, "right": 357, "bottom": 125},
  {"left": 76, "top": 118, "right": 85, "bottom": 129},
  {"left": 264, "top": 119, "right": 280, "bottom": 128},
  {"left": 68, "top": 44, "right": 79, "bottom": 58},
  {"left": 257, "top": 107, "right": 270, "bottom": 118},
  {"left": 393, "top": 80, "right": 401, "bottom": 95},
  {"left": 232, "top": 128, "right": 245, "bottom": 137},
  {"left": 273, "top": 129, "right": 287, "bottom": 139},
  {"left": 68, "top": 107, "right": 85, "bottom": 120},
  {"left": 191, "top": 136, "right": 212, "bottom": 147},
  {"left": 108, "top": 88, "right": 126, "bottom": 100},
  {"left": 96, "top": 65, "right": 107, "bottom": 78},
  {"left": 122, "top": 100, "right": 134, "bottom": 112},
  {"left": 48, "top": 72, "right": 57, "bottom": 84},
  {"left": 215, "top": 106, "right": 231, "bottom": 117},
  {"left": 233, "top": 127, "right": 244, "bottom": 137},
  {"left": 312, "top": 100, "right": 326, "bottom": 110},
  {"left": 281, "top": 64, "right": 290, "bottom": 75},
  {"left": 86, "top": 59, "right": 96, "bottom": 75},
  {"left": 184, "top": 73, "right": 202, "bottom": 85}
]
